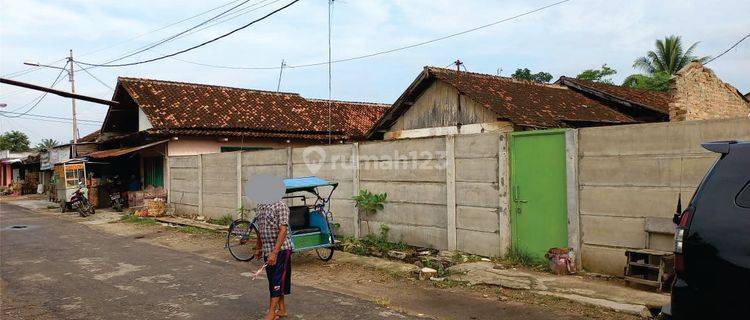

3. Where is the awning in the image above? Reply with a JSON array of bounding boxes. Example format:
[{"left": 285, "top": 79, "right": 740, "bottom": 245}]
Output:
[{"left": 86, "top": 140, "right": 168, "bottom": 159}]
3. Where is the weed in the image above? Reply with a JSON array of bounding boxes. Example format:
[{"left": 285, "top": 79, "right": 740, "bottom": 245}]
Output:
[
  {"left": 373, "top": 297, "right": 390, "bottom": 307},
  {"left": 339, "top": 224, "right": 409, "bottom": 257},
  {"left": 432, "top": 279, "right": 467, "bottom": 289},
  {"left": 208, "top": 214, "right": 234, "bottom": 226},
  {"left": 505, "top": 247, "right": 547, "bottom": 268},
  {"left": 120, "top": 215, "right": 157, "bottom": 225},
  {"left": 176, "top": 226, "right": 216, "bottom": 235}
]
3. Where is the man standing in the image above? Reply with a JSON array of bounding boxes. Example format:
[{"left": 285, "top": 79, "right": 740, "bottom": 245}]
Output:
[{"left": 255, "top": 200, "right": 293, "bottom": 320}]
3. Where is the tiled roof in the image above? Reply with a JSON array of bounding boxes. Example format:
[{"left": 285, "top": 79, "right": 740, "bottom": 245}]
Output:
[
  {"left": 116, "top": 77, "right": 388, "bottom": 140},
  {"left": 425, "top": 67, "right": 637, "bottom": 127},
  {"left": 558, "top": 77, "right": 670, "bottom": 113}
]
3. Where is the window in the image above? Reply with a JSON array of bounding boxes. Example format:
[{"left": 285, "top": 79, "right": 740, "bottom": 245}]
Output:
[
  {"left": 220, "top": 146, "right": 272, "bottom": 153},
  {"left": 736, "top": 181, "right": 750, "bottom": 208}
]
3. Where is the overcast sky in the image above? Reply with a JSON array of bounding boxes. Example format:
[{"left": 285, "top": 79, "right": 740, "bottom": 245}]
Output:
[{"left": 1, "top": 0, "right": 748, "bottom": 144}]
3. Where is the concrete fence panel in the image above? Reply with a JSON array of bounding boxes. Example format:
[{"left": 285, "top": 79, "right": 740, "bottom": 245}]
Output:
[{"left": 578, "top": 118, "right": 750, "bottom": 275}]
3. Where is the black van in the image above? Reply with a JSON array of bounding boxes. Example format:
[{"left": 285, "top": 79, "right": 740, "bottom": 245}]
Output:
[{"left": 662, "top": 141, "right": 750, "bottom": 319}]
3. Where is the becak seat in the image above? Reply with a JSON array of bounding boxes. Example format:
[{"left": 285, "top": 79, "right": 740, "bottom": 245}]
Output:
[{"left": 288, "top": 205, "right": 320, "bottom": 235}]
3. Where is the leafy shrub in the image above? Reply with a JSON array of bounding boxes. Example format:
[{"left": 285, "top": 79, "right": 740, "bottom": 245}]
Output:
[{"left": 352, "top": 189, "right": 387, "bottom": 235}]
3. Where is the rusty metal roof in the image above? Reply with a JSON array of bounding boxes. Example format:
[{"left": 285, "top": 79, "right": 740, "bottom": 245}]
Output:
[{"left": 86, "top": 140, "right": 168, "bottom": 158}]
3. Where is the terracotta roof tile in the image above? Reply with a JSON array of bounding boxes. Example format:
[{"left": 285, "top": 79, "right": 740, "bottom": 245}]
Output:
[
  {"left": 426, "top": 67, "right": 637, "bottom": 127},
  {"left": 116, "top": 77, "right": 388, "bottom": 140},
  {"left": 558, "top": 77, "right": 670, "bottom": 113}
]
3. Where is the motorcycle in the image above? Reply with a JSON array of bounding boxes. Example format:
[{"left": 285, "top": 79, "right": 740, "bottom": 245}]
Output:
[
  {"left": 108, "top": 175, "right": 126, "bottom": 212},
  {"left": 70, "top": 182, "right": 95, "bottom": 217},
  {"left": 110, "top": 192, "right": 125, "bottom": 212}
]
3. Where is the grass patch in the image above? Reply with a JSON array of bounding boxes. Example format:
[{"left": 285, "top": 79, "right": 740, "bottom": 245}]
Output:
[
  {"left": 339, "top": 224, "right": 409, "bottom": 257},
  {"left": 175, "top": 225, "right": 216, "bottom": 235},
  {"left": 505, "top": 247, "right": 547, "bottom": 268},
  {"left": 432, "top": 279, "right": 467, "bottom": 289},
  {"left": 120, "top": 214, "right": 157, "bottom": 225},
  {"left": 207, "top": 214, "right": 234, "bottom": 226}
]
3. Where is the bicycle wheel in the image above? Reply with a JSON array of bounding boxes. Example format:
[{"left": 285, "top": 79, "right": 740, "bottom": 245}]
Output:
[
  {"left": 316, "top": 247, "right": 334, "bottom": 261},
  {"left": 227, "top": 220, "right": 259, "bottom": 261}
]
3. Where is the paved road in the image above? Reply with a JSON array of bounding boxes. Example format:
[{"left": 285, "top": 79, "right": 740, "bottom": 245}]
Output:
[{"left": 0, "top": 204, "right": 416, "bottom": 319}]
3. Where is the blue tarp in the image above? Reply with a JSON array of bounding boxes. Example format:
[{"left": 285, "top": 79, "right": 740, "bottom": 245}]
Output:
[{"left": 284, "top": 176, "right": 336, "bottom": 192}]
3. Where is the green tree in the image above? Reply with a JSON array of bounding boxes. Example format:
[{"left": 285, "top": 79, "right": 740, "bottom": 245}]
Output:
[
  {"left": 633, "top": 35, "right": 710, "bottom": 75},
  {"left": 0, "top": 131, "right": 31, "bottom": 152},
  {"left": 622, "top": 72, "right": 671, "bottom": 92},
  {"left": 352, "top": 189, "right": 387, "bottom": 235},
  {"left": 511, "top": 68, "right": 553, "bottom": 83},
  {"left": 35, "top": 138, "right": 59, "bottom": 150},
  {"left": 576, "top": 64, "right": 617, "bottom": 84}
]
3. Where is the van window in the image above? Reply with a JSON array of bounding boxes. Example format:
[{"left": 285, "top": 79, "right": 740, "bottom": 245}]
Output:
[{"left": 737, "top": 181, "right": 750, "bottom": 208}]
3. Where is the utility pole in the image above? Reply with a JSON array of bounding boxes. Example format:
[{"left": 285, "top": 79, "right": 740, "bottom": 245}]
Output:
[
  {"left": 68, "top": 49, "right": 78, "bottom": 144},
  {"left": 276, "top": 59, "right": 286, "bottom": 92},
  {"left": 454, "top": 59, "right": 463, "bottom": 130}
]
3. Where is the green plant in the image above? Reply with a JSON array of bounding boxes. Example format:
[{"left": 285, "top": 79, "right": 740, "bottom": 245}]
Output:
[
  {"left": 120, "top": 215, "right": 157, "bottom": 226},
  {"left": 633, "top": 35, "right": 709, "bottom": 75},
  {"left": 576, "top": 64, "right": 617, "bottom": 84},
  {"left": 339, "top": 225, "right": 407, "bottom": 257},
  {"left": 176, "top": 226, "right": 216, "bottom": 235},
  {"left": 505, "top": 247, "right": 546, "bottom": 268},
  {"left": 352, "top": 189, "right": 387, "bottom": 235},
  {"left": 208, "top": 214, "right": 234, "bottom": 226},
  {"left": 622, "top": 71, "right": 671, "bottom": 92}
]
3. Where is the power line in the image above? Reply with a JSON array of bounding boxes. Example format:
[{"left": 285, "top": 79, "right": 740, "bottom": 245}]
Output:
[
  {"left": 73, "top": 62, "right": 114, "bottom": 91},
  {"left": 3, "top": 63, "right": 69, "bottom": 117},
  {"left": 77, "top": 0, "right": 246, "bottom": 59},
  {"left": 172, "top": 0, "right": 572, "bottom": 71},
  {"left": 1, "top": 1, "right": 244, "bottom": 79},
  {"left": 76, "top": 0, "right": 301, "bottom": 68},
  {"left": 89, "top": 0, "right": 255, "bottom": 68},
  {"left": 705, "top": 33, "right": 750, "bottom": 64},
  {"left": 0, "top": 110, "right": 102, "bottom": 123}
]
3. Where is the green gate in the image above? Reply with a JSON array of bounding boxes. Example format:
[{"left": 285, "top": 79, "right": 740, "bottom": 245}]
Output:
[{"left": 510, "top": 129, "right": 568, "bottom": 260}]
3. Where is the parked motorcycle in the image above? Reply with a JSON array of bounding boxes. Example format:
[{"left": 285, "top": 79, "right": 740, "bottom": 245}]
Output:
[
  {"left": 70, "top": 183, "right": 95, "bottom": 217},
  {"left": 110, "top": 192, "right": 125, "bottom": 212},
  {"left": 108, "top": 175, "right": 126, "bottom": 212}
]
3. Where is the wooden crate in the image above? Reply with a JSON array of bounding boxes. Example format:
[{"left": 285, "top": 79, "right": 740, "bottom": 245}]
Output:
[{"left": 624, "top": 249, "right": 674, "bottom": 292}]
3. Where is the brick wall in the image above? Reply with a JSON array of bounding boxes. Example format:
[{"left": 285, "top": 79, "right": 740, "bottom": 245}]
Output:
[{"left": 669, "top": 62, "right": 750, "bottom": 121}]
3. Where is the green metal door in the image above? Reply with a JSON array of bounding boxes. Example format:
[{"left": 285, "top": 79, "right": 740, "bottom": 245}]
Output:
[{"left": 510, "top": 129, "right": 568, "bottom": 260}]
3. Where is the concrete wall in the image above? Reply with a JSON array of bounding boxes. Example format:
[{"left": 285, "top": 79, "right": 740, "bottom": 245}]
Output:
[
  {"left": 577, "top": 118, "right": 750, "bottom": 275},
  {"left": 167, "top": 137, "right": 298, "bottom": 156},
  {"left": 166, "top": 132, "right": 510, "bottom": 257}
]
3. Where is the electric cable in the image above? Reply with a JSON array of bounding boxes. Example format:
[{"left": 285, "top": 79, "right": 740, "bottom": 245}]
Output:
[
  {"left": 171, "top": 0, "right": 571, "bottom": 70},
  {"left": 75, "top": 0, "right": 301, "bottom": 68}
]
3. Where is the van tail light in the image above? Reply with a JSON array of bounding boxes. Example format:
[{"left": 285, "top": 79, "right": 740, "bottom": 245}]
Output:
[{"left": 674, "top": 208, "right": 693, "bottom": 273}]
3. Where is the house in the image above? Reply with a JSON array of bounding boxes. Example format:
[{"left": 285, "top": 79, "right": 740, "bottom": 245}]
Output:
[
  {"left": 367, "top": 67, "right": 665, "bottom": 139},
  {"left": 0, "top": 150, "right": 34, "bottom": 187},
  {"left": 84, "top": 77, "right": 388, "bottom": 193}
]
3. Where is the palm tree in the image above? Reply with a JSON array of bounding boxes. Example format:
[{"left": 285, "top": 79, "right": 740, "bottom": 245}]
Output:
[
  {"left": 633, "top": 35, "right": 710, "bottom": 75},
  {"left": 35, "top": 138, "right": 59, "bottom": 150}
]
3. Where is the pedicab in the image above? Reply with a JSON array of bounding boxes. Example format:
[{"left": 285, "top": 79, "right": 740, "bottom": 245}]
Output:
[{"left": 226, "top": 176, "right": 338, "bottom": 262}]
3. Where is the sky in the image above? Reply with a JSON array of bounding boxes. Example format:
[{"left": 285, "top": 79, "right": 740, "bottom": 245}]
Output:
[{"left": 1, "top": 0, "right": 748, "bottom": 145}]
